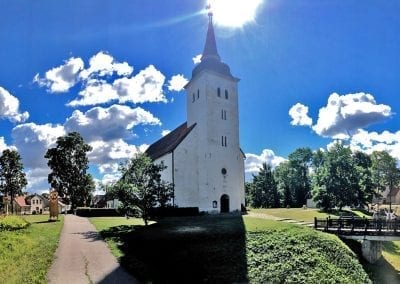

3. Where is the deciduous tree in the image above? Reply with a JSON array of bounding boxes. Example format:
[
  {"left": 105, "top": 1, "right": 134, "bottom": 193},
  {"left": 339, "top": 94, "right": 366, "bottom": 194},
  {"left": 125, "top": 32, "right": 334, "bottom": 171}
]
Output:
[
  {"left": 45, "top": 132, "right": 94, "bottom": 209},
  {"left": 106, "top": 153, "right": 174, "bottom": 225},
  {"left": 0, "top": 149, "right": 27, "bottom": 214}
]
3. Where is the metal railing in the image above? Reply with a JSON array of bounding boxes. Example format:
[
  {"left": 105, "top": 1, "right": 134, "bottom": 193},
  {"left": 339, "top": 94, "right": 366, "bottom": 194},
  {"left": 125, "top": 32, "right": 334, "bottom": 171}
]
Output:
[{"left": 314, "top": 216, "right": 400, "bottom": 236}]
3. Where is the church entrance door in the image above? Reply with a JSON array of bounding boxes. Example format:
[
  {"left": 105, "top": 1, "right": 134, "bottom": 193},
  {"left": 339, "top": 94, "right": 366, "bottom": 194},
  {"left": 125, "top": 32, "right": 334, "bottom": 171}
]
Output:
[{"left": 220, "top": 194, "right": 229, "bottom": 213}]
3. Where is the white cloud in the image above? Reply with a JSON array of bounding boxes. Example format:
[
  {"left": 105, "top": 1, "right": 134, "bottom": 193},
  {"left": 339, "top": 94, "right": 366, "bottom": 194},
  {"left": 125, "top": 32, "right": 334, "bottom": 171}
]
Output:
[
  {"left": 12, "top": 123, "right": 66, "bottom": 169},
  {"left": 69, "top": 64, "right": 167, "bottom": 106},
  {"left": 113, "top": 65, "right": 166, "bottom": 104},
  {"left": 24, "top": 168, "right": 51, "bottom": 193},
  {"left": 289, "top": 103, "right": 312, "bottom": 126},
  {"left": 0, "top": 86, "right": 29, "bottom": 123},
  {"left": 67, "top": 79, "right": 118, "bottom": 107},
  {"left": 312, "top": 92, "right": 392, "bottom": 139},
  {"left": 350, "top": 129, "right": 400, "bottom": 161},
  {"left": 79, "top": 51, "right": 133, "bottom": 80},
  {"left": 167, "top": 74, "right": 188, "bottom": 92},
  {"left": 0, "top": 137, "right": 14, "bottom": 152},
  {"left": 34, "top": 57, "right": 84, "bottom": 93},
  {"left": 192, "top": 54, "right": 202, "bottom": 64},
  {"left": 245, "top": 149, "right": 286, "bottom": 176},
  {"left": 161, "top": 130, "right": 171, "bottom": 137},
  {"left": 64, "top": 104, "right": 160, "bottom": 142}
]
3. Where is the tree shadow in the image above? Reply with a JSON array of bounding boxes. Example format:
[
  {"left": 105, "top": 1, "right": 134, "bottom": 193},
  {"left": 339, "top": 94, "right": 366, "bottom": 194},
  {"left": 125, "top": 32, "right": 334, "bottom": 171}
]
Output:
[
  {"left": 72, "top": 230, "right": 102, "bottom": 242},
  {"left": 99, "top": 215, "right": 248, "bottom": 283},
  {"left": 343, "top": 238, "right": 400, "bottom": 283}
]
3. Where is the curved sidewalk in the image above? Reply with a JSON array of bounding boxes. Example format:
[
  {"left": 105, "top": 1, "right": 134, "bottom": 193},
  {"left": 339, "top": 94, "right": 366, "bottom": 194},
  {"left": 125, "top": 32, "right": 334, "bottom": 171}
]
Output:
[{"left": 47, "top": 214, "right": 137, "bottom": 284}]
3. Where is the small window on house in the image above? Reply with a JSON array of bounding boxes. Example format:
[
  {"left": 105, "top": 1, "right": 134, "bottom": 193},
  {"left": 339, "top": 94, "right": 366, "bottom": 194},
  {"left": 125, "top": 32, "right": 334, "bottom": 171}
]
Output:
[
  {"left": 213, "top": 201, "right": 218, "bottom": 208},
  {"left": 221, "top": 168, "right": 227, "bottom": 175},
  {"left": 224, "top": 136, "right": 227, "bottom": 147},
  {"left": 225, "top": 90, "right": 228, "bottom": 99},
  {"left": 197, "top": 89, "right": 200, "bottom": 99},
  {"left": 221, "top": 110, "right": 224, "bottom": 119},
  {"left": 192, "top": 93, "right": 195, "bottom": 102},
  {"left": 217, "top": 87, "right": 221, "bottom": 97},
  {"left": 221, "top": 136, "right": 224, "bottom": 146},
  {"left": 40, "top": 200, "right": 42, "bottom": 204}
]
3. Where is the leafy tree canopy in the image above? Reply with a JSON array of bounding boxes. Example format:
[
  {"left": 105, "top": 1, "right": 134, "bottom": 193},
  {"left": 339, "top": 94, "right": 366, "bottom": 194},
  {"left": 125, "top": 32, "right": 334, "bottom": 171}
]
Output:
[
  {"left": 106, "top": 153, "right": 173, "bottom": 225},
  {"left": 45, "top": 132, "right": 94, "bottom": 209},
  {"left": 0, "top": 149, "right": 27, "bottom": 213}
]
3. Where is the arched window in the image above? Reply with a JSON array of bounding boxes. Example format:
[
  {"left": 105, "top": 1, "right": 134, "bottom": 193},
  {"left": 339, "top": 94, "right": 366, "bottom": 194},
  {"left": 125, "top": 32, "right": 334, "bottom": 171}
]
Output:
[
  {"left": 217, "top": 87, "right": 221, "bottom": 97},
  {"left": 225, "top": 90, "right": 228, "bottom": 99},
  {"left": 192, "top": 93, "right": 195, "bottom": 102}
]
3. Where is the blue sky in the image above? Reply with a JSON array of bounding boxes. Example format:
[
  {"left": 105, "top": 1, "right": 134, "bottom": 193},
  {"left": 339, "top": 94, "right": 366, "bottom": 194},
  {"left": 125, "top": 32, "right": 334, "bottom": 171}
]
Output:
[{"left": 0, "top": 0, "right": 399, "bottom": 193}]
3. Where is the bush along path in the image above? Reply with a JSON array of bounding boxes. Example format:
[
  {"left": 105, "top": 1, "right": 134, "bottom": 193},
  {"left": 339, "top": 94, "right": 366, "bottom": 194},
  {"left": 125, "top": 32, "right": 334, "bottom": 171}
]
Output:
[{"left": 47, "top": 214, "right": 137, "bottom": 284}]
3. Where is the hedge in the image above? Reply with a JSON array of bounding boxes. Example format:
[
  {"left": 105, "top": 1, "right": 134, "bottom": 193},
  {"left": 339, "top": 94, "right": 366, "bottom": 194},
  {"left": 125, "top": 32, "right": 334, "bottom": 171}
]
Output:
[{"left": 75, "top": 208, "right": 121, "bottom": 217}]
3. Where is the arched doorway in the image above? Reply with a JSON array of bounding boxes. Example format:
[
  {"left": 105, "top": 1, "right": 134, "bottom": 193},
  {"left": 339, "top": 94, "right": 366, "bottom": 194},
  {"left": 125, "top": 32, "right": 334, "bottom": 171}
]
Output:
[{"left": 220, "top": 194, "right": 230, "bottom": 213}]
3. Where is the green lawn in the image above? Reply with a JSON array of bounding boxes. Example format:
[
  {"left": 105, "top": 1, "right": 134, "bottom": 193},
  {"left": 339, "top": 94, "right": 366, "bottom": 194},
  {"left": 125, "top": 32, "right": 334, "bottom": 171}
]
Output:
[
  {"left": 91, "top": 215, "right": 371, "bottom": 283},
  {"left": 249, "top": 207, "right": 333, "bottom": 222},
  {"left": 0, "top": 215, "right": 64, "bottom": 284}
]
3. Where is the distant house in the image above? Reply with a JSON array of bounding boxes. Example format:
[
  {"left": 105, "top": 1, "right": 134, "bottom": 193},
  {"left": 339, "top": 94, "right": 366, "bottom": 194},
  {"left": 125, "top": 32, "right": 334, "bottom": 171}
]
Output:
[
  {"left": 106, "top": 199, "right": 121, "bottom": 209},
  {"left": 30, "top": 194, "right": 48, "bottom": 214},
  {"left": 91, "top": 195, "right": 107, "bottom": 208},
  {"left": 13, "top": 196, "right": 31, "bottom": 215},
  {"left": 57, "top": 200, "right": 70, "bottom": 213},
  {"left": 384, "top": 187, "right": 400, "bottom": 205}
]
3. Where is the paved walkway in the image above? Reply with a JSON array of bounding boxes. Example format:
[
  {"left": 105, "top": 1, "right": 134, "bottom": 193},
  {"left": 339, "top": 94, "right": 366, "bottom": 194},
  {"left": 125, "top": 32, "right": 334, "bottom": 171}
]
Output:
[{"left": 47, "top": 214, "right": 137, "bottom": 284}]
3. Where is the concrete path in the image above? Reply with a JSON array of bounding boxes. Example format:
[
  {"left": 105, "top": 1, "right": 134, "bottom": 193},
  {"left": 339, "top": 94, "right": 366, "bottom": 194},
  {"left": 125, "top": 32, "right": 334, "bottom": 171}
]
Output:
[{"left": 47, "top": 214, "right": 137, "bottom": 284}]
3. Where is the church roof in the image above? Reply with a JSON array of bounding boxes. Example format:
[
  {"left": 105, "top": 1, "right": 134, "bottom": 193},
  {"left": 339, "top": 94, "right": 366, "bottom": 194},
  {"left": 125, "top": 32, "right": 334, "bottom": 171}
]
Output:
[{"left": 146, "top": 122, "right": 196, "bottom": 160}]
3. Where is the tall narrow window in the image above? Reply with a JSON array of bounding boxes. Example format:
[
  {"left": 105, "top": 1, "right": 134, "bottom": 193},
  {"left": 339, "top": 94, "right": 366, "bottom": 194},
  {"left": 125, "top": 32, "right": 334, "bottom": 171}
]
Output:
[
  {"left": 192, "top": 93, "right": 195, "bottom": 102},
  {"left": 221, "top": 136, "right": 224, "bottom": 146},
  {"left": 225, "top": 90, "right": 228, "bottom": 99},
  {"left": 197, "top": 89, "right": 200, "bottom": 99},
  {"left": 221, "top": 110, "right": 227, "bottom": 120},
  {"left": 224, "top": 136, "right": 227, "bottom": 147},
  {"left": 217, "top": 87, "right": 221, "bottom": 97}
]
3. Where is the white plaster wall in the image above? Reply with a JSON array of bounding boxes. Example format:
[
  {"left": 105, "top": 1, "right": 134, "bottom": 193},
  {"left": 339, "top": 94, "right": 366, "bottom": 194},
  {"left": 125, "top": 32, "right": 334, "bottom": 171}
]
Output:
[
  {"left": 185, "top": 70, "right": 245, "bottom": 212},
  {"left": 173, "top": 128, "right": 199, "bottom": 208},
  {"left": 154, "top": 153, "right": 173, "bottom": 184}
]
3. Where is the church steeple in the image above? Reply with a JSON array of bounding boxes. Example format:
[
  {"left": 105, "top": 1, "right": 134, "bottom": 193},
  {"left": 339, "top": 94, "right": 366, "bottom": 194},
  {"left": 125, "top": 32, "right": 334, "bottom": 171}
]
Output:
[
  {"left": 188, "top": 8, "right": 237, "bottom": 82},
  {"left": 201, "top": 11, "right": 221, "bottom": 62}
]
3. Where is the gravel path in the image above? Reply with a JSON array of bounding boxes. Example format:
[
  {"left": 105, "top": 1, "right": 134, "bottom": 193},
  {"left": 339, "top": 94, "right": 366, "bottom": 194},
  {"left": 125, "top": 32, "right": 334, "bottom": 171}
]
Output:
[{"left": 47, "top": 214, "right": 137, "bottom": 284}]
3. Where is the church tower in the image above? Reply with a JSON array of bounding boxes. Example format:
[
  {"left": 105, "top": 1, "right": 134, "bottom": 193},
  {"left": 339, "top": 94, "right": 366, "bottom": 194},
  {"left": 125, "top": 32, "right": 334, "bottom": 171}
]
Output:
[{"left": 184, "top": 11, "right": 245, "bottom": 212}]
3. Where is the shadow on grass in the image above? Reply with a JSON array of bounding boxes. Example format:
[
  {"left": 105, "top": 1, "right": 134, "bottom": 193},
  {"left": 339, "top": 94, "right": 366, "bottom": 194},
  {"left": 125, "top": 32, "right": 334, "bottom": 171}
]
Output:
[
  {"left": 100, "top": 214, "right": 248, "bottom": 283},
  {"left": 343, "top": 238, "right": 400, "bottom": 283}
]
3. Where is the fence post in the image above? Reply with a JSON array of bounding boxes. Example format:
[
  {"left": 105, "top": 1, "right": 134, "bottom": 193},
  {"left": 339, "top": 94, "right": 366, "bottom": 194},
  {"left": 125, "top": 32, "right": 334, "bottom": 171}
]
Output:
[{"left": 314, "top": 217, "right": 317, "bottom": 229}]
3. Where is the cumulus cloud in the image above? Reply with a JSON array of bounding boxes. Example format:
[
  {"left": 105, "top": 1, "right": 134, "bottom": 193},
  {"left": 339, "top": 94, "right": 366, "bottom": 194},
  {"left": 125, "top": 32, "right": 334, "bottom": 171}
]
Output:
[
  {"left": 350, "top": 129, "right": 400, "bottom": 161},
  {"left": 312, "top": 92, "right": 392, "bottom": 139},
  {"left": 69, "top": 65, "right": 167, "bottom": 106},
  {"left": 0, "top": 86, "right": 29, "bottom": 123},
  {"left": 64, "top": 105, "right": 160, "bottom": 142},
  {"left": 12, "top": 123, "right": 66, "bottom": 169},
  {"left": 289, "top": 103, "right": 312, "bottom": 126},
  {"left": 34, "top": 57, "right": 84, "bottom": 93},
  {"left": 79, "top": 51, "right": 133, "bottom": 80},
  {"left": 192, "top": 54, "right": 202, "bottom": 64},
  {"left": 161, "top": 130, "right": 171, "bottom": 137},
  {"left": 167, "top": 74, "right": 188, "bottom": 92},
  {"left": 245, "top": 149, "right": 286, "bottom": 178},
  {"left": 89, "top": 140, "right": 148, "bottom": 174},
  {"left": 0, "top": 137, "right": 13, "bottom": 152}
]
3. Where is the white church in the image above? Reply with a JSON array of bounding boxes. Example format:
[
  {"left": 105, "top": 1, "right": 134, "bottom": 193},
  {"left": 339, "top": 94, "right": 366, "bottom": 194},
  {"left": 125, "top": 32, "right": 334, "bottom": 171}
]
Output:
[{"left": 146, "top": 12, "right": 245, "bottom": 213}]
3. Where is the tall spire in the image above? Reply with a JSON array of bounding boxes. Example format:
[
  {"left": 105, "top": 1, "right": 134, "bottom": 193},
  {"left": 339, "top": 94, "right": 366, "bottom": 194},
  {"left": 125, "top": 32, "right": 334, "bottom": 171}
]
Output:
[{"left": 201, "top": 8, "right": 221, "bottom": 62}]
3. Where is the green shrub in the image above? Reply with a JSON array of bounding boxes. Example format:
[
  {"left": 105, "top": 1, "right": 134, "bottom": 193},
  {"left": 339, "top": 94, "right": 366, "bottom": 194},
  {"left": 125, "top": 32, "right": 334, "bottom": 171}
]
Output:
[
  {"left": 0, "top": 215, "right": 30, "bottom": 231},
  {"left": 75, "top": 207, "right": 121, "bottom": 217}
]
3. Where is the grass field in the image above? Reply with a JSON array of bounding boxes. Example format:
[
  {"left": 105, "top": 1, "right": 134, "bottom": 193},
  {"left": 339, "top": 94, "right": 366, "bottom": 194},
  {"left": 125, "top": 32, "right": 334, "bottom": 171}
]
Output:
[
  {"left": 249, "top": 207, "right": 333, "bottom": 222},
  {"left": 0, "top": 215, "right": 64, "bottom": 284},
  {"left": 91, "top": 215, "right": 370, "bottom": 283}
]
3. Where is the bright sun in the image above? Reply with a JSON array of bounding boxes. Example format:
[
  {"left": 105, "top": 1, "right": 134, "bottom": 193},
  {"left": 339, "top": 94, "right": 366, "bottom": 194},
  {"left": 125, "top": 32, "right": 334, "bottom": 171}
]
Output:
[{"left": 207, "top": 0, "right": 263, "bottom": 28}]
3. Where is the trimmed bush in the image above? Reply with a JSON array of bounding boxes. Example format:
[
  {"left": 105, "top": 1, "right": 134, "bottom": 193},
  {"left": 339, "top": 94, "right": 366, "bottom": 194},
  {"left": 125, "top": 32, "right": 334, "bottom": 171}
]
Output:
[
  {"left": 75, "top": 208, "right": 121, "bottom": 217},
  {"left": 0, "top": 215, "right": 30, "bottom": 231}
]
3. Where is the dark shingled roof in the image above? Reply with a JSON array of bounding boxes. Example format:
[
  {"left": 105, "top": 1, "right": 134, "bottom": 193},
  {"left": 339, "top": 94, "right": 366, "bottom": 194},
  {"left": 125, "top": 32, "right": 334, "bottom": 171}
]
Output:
[{"left": 146, "top": 122, "right": 196, "bottom": 160}]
